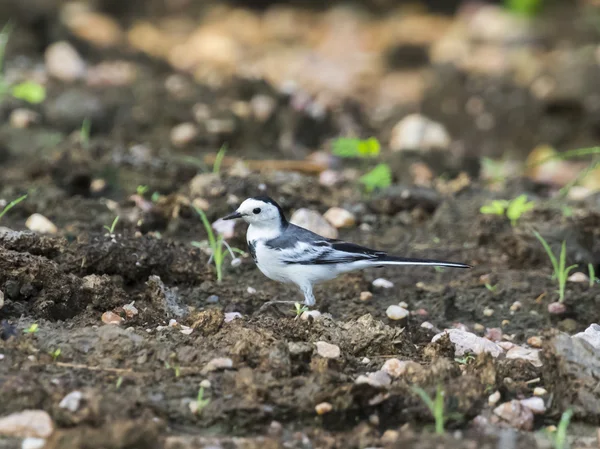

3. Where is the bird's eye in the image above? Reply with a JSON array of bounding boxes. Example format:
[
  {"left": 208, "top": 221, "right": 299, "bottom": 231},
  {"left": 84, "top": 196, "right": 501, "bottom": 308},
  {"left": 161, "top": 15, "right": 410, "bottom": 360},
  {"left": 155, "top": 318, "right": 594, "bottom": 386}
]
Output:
[{"left": 253, "top": 208, "right": 261, "bottom": 214}]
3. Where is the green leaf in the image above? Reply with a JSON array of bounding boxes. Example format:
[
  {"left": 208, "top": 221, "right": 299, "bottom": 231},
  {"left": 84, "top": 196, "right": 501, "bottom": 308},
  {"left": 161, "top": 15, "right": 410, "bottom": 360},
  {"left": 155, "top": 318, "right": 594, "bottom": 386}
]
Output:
[
  {"left": 505, "top": 0, "right": 543, "bottom": 16},
  {"left": 506, "top": 194, "right": 534, "bottom": 226},
  {"left": 11, "top": 81, "right": 46, "bottom": 104},
  {"left": 359, "top": 163, "right": 392, "bottom": 192},
  {"left": 480, "top": 200, "right": 508, "bottom": 216},
  {"left": 333, "top": 137, "right": 380, "bottom": 158}
]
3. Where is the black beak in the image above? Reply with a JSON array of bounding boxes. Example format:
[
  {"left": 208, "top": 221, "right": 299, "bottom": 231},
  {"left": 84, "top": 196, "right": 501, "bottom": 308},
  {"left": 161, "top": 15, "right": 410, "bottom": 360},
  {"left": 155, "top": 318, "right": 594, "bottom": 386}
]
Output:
[{"left": 222, "top": 211, "right": 243, "bottom": 220}]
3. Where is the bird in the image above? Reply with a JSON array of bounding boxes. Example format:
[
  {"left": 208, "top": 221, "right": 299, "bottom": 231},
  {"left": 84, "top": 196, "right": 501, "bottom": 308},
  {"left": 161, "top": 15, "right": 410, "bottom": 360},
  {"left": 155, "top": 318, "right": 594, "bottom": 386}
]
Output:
[{"left": 222, "top": 196, "right": 470, "bottom": 308}]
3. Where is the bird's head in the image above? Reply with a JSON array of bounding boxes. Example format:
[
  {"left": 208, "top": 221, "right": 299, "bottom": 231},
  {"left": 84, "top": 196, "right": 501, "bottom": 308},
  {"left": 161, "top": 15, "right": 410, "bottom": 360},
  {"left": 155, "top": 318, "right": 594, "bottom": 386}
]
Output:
[{"left": 222, "top": 196, "right": 287, "bottom": 228}]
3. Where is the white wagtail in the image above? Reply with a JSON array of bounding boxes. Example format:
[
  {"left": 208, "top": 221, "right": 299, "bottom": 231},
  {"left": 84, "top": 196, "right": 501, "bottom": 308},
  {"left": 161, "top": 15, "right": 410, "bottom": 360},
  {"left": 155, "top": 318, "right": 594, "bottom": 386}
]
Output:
[{"left": 222, "top": 196, "right": 471, "bottom": 308}]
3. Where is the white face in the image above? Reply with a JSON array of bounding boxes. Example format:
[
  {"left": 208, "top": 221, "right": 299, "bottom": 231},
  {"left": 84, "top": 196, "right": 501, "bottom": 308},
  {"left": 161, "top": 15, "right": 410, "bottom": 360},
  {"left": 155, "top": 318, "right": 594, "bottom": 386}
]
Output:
[{"left": 236, "top": 198, "right": 281, "bottom": 227}]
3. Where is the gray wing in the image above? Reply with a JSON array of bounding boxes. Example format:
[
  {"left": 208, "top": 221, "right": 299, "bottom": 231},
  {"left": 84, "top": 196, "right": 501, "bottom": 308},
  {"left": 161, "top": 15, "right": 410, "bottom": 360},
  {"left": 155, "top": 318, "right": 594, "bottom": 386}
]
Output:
[{"left": 265, "top": 224, "right": 386, "bottom": 265}]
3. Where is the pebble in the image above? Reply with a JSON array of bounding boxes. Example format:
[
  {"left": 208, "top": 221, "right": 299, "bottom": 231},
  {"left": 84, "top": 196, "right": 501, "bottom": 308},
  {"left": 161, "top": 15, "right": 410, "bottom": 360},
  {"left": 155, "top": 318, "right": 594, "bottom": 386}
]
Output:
[
  {"left": 533, "top": 387, "right": 548, "bottom": 396},
  {"left": 386, "top": 305, "right": 409, "bottom": 320},
  {"left": 319, "top": 170, "right": 343, "bottom": 187},
  {"left": 493, "top": 400, "right": 534, "bottom": 431},
  {"left": 189, "top": 173, "right": 225, "bottom": 198},
  {"left": 170, "top": 122, "right": 198, "bottom": 147},
  {"left": 250, "top": 94, "right": 277, "bottom": 122},
  {"left": 361, "top": 357, "right": 370, "bottom": 364},
  {"left": 488, "top": 391, "right": 501, "bottom": 406},
  {"left": 21, "top": 438, "right": 46, "bottom": 449},
  {"left": 224, "top": 312, "right": 242, "bottom": 323},
  {"left": 101, "top": 311, "right": 123, "bottom": 325},
  {"left": 505, "top": 346, "right": 542, "bottom": 367},
  {"left": 568, "top": 272, "right": 589, "bottom": 283},
  {"left": 573, "top": 323, "right": 600, "bottom": 349},
  {"left": 315, "top": 341, "right": 340, "bottom": 359},
  {"left": 381, "top": 358, "right": 422, "bottom": 378},
  {"left": 64, "top": 11, "right": 123, "bottom": 48},
  {"left": 206, "top": 295, "right": 219, "bottom": 304},
  {"left": 398, "top": 301, "right": 409, "bottom": 309},
  {"left": 473, "top": 323, "right": 485, "bottom": 332},
  {"left": 389, "top": 114, "right": 451, "bottom": 152},
  {"left": 372, "top": 278, "right": 394, "bottom": 289},
  {"left": 527, "top": 336, "right": 543, "bottom": 348},
  {"left": 202, "top": 357, "right": 233, "bottom": 373},
  {"left": 0, "top": 410, "right": 54, "bottom": 438},
  {"left": 290, "top": 209, "right": 338, "bottom": 239},
  {"left": 381, "top": 429, "right": 400, "bottom": 444},
  {"left": 483, "top": 307, "right": 494, "bottom": 317},
  {"left": 9, "top": 109, "right": 39, "bottom": 129},
  {"left": 433, "top": 329, "right": 503, "bottom": 357},
  {"left": 548, "top": 302, "right": 567, "bottom": 315},
  {"left": 355, "top": 371, "right": 392, "bottom": 388},
  {"left": 45, "top": 41, "right": 86, "bottom": 82},
  {"left": 510, "top": 301, "right": 522, "bottom": 312},
  {"left": 323, "top": 207, "right": 356, "bottom": 228},
  {"left": 301, "top": 310, "right": 322, "bottom": 321},
  {"left": 25, "top": 214, "right": 58, "bottom": 235},
  {"left": 59, "top": 391, "right": 83, "bottom": 412},
  {"left": 246, "top": 287, "right": 256, "bottom": 294},
  {"left": 420, "top": 321, "right": 435, "bottom": 330},
  {"left": 520, "top": 397, "right": 546, "bottom": 415},
  {"left": 122, "top": 302, "right": 138, "bottom": 318},
  {"left": 180, "top": 325, "right": 193, "bottom": 335},
  {"left": 315, "top": 402, "right": 332, "bottom": 415},
  {"left": 359, "top": 291, "right": 373, "bottom": 301}
]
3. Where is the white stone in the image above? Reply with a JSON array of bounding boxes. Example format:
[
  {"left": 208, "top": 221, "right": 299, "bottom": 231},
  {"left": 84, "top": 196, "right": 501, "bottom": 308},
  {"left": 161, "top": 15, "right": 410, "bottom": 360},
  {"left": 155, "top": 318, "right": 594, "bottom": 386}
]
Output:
[
  {"left": 250, "top": 94, "right": 276, "bottom": 122},
  {"left": 389, "top": 114, "right": 451, "bottom": 152},
  {"left": 0, "top": 410, "right": 53, "bottom": 438},
  {"left": 21, "top": 438, "right": 46, "bottom": 449},
  {"left": 520, "top": 397, "right": 546, "bottom": 415},
  {"left": 505, "top": 346, "right": 543, "bottom": 367},
  {"left": 319, "top": 170, "right": 343, "bottom": 187},
  {"left": 568, "top": 272, "right": 589, "bottom": 283},
  {"left": 202, "top": 357, "right": 233, "bottom": 373},
  {"left": 386, "top": 305, "right": 409, "bottom": 320},
  {"left": 533, "top": 387, "right": 548, "bottom": 396},
  {"left": 488, "top": 391, "right": 501, "bottom": 406},
  {"left": 224, "top": 312, "right": 242, "bottom": 323},
  {"left": 45, "top": 41, "right": 86, "bottom": 82},
  {"left": 493, "top": 400, "right": 534, "bottom": 431},
  {"left": 25, "top": 214, "right": 58, "bottom": 235},
  {"left": 59, "top": 391, "right": 83, "bottom": 412},
  {"left": 372, "top": 278, "right": 394, "bottom": 289},
  {"left": 573, "top": 323, "right": 600, "bottom": 350},
  {"left": 360, "top": 291, "right": 373, "bottom": 301},
  {"left": 381, "top": 358, "right": 422, "bottom": 378},
  {"left": 315, "top": 402, "right": 332, "bottom": 415},
  {"left": 9, "top": 109, "right": 39, "bottom": 129},
  {"left": 432, "top": 329, "right": 503, "bottom": 357},
  {"left": 246, "top": 287, "right": 257, "bottom": 295},
  {"left": 170, "top": 122, "right": 198, "bottom": 147},
  {"left": 315, "top": 341, "right": 340, "bottom": 359},
  {"left": 323, "top": 207, "right": 356, "bottom": 228},
  {"left": 290, "top": 209, "right": 338, "bottom": 239},
  {"left": 355, "top": 371, "right": 391, "bottom": 388},
  {"left": 301, "top": 310, "right": 322, "bottom": 321}
]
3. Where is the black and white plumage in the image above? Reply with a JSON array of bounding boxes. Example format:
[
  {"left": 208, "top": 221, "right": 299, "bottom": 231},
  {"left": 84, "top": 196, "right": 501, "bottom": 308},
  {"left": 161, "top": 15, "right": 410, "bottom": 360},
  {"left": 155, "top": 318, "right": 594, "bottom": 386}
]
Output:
[{"left": 222, "top": 196, "right": 470, "bottom": 307}]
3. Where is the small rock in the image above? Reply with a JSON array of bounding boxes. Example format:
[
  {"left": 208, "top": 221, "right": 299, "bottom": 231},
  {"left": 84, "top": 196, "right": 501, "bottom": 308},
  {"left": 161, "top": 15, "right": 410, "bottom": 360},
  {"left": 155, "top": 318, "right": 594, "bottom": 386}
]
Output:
[
  {"left": 45, "top": 41, "right": 86, "bottom": 82},
  {"left": 179, "top": 325, "right": 193, "bottom": 335},
  {"left": 301, "top": 310, "right": 322, "bottom": 321},
  {"left": 421, "top": 321, "right": 435, "bottom": 330},
  {"left": 323, "top": 207, "right": 356, "bottom": 228},
  {"left": 520, "top": 397, "right": 545, "bottom": 415},
  {"left": 22, "top": 438, "right": 46, "bottom": 449},
  {"left": 488, "top": 391, "right": 501, "bottom": 406},
  {"left": 230, "top": 258, "right": 241, "bottom": 267},
  {"left": 315, "top": 402, "right": 332, "bottom": 415},
  {"left": 381, "top": 358, "right": 423, "bottom": 378},
  {"left": 505, "top": 346, "right": 542, "bottom": 367},
  {"left": 510, "top": 301, "right": 522, "bottom": 312},
  {"left": 527, "top": 336, "right": 543, "bottom": 348},
  {"left": 473, "top": 323, "right": 485, "bottom": 332},
  {"left": 9, "top": 109, "right": 39, "bottom": 129},
  {"left": 319, "top": 170, "right": 343, "bottom": 187},
  {"left": 533, "top": 387, "right": 548, "bottom": 396},
  {"left": 381, "top": 429, "right": 400, "bottom": 444},
  {"left": 372, "top": 278, "right": 394, "bottom": 289},
  {"left": 206, "top": 295, "right": 219, "bottom": 304},
  {"left": 573, "top": 323, "right": 600, "bottom": 349},
  {"left": 355, "top": 371, "right": 392, "bottom": 388},
  {"left": 548, "top": 301, "right": 567, "bottom": 315},
  {"left": 433, "top": 329, "right": 503, "bottom": 357},
  {"left": 64, "top": 10, "right": 123, "bottom": 48},
  {"left": 250, "top": 94, "right": 277, "bottom": 122},
  {"left": 202, "top": 357, "right": 233, "bottom": 373},
  {"left": 59, "top": 391, "right": 83, "bottom": 412},
  {"left": 224, "top": 312, "right": 242, "bottom": 323},
  {"left": 122, "top": 302, "right": 138, "bottom": 318},
  {"left": 398, "top": 301, "right": 409, "bottom": 309},
  {"left": 290, "top": 209, "right": 338, "bottom": 239},
  {"left": 361, "top": 357, "right": 370, "bottom": 364},
  {"left": 485, "top": 328, "right": 503, "bottom": 342},
  {"left": 189, "top": 173, "right": 225, "bottom": 198},
  {"left": 170, "top": 122, "right": 198, "bottom": 147},
  {"left": 386, "top": 305, "right": 409, "bottom": 320},
  {"left": 483, "top": 307, "right": 494, "bottom": 317},
  {"left": 101, "top": 311, "right": 123, "bottom": 325},
  {"left": 568, "top": 272, "right": 589, "bottom": 283},
  {"left": 315, "top": 341, "right": 340, "bottom": 359},
  {"left": 25, "top": 214, "right": 58, "bottom": 235},
  {"left": 360, "top": 291, "right": 373, "bottom": 301},
  {"left": 389, "top": 114, "right": 451, "bottom": 152},
  {"left": 0, "top": 410, "right": 53, "bottom": 438},
  {"left": 493, "top": 400, "right": 534, "bottom": 431}
]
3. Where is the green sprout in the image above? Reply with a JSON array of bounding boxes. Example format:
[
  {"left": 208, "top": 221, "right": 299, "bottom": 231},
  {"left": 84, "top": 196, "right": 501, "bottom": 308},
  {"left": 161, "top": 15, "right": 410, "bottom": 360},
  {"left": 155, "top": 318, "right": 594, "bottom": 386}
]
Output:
[
  {"left": 213, "top": 144, "right": 227, "bottom": 174},
  {"left": 412, "top": 385, "right": 446, "bottom": 435},
  {"left": 80, "top": 118, "right": 91, "bottom": 148},
  {"left": 484, "top": 283, "right": 498, "bottom": 292},
  {"left": 104, "top": 216, "right": 119, "bottom": 234},
  {"left": 195, "top": 386, "right": 210, "bottom": 415},
  {"left": 588, "top": 263, "right": 597, "bottom": 288},
  {"left": 50, "top": 348, "right": 61, "bottom": 361},
  {"left": 480, "top": 194, "right": 534, "bottom": 226},
  {"left": 164, "top": 361, "right": 181, "bottom": 377},
  {"left": 0, "top": 194, "right": 27, "bottom": 221},
  {"left": 294, "top": 302, "right": 309, "bottom": 317},
  {"left": 332, "top": 137, "right": 381, "bottom": 159},
  {"left": 116, "top": 376, "right": 124, "bottom": 389},
  {"left": 23, "top": 323, "right": 39, "bottom": 334},
  {"left": 545, "top": 409, "right": 573, "bottom": 449},
  {"left": 151, "top": 191, "right": 160, "bottom": 202},
  {"left": 192, "top": 207, "right": 243, "bottom": 283},
  {"left": 136, "top": 185, "right": 149, "bottom": 196},
  {"left": 533, "top": 231, "right": 576, "bottom": 303},
  {"left": 454, "top": 354, "right": 475, "bottom": 365},
  {"left": 11, "top": 81, "right": 46, "bottom": 104},
  {"left": 359, "top": 163, "right": 392, "bottom": 193},
  {"left": 504, "top": 0, "right": 543, "bottom": 17}
]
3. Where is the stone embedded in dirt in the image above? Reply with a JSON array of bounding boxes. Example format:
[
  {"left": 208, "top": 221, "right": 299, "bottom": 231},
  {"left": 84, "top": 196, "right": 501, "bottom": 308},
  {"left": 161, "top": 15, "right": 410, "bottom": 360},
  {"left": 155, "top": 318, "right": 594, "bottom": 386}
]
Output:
[
  {"left": 9, "top": 108, "right": 40, "bottom": 129},
  {"left": 372, "top": 278, "right": 394, "bottom": 289},
  {"left": 202, "top": 357, "right": 233, "bottom": 374},
  {"left": 360, "top": 291, "right": 373, "bottom": 301},
  {"left": 520, "top": 397, "right": 546, "bottom": 415},
  {"left": 381, "top": 358, "right": 423, "bottom": 378},
  {"left": 180, "top": 325, "right": 193, "bottom": 335},
  {"left": 488, "top": 391, "right": 501, "bottom": 406},
  {"left": 527, "top": 336, "right": 543, "bottom": 348},
  {"left": 315, "top": 402, "right": 332, "bottom": 415},
  {"left": 59, "top": 391, "right": 83, "bottom": 412},
  {"left": 355, "top": 371, "right": 392, "bottom": 388},
  {"left": 206, "top": 295, "right": 219, "bottom": 304},
  {"left": 483, "top": 307, "right": 494, "bottom": 317},
  {"left": 101, "top": 311, "right": 123, "bottom": 325},
  {"left": 315, "top": 341, "right": 340, "bottom": 359},
  {"left": 224, "top": 312, "right": 242, "bottom": 323},
  {"left": 301, "top": 310, "right": 322, "bottom": 321},
  {"left": 389, "top": 114, "right": 451, "bottom": 152},
  {"left": 290, "top": 209, "right": 338, "bottom": 239},
  {"left": 547, "top": 302, "right": 567, "bottom": 315},
  {"left": 505, "top": 346, "right": 542, "bottom": 367},
  {"left": 533, "top": 387, "right": 548, "bottom": 396},
  {"left": 432, "top": 329, "right": 503, "bottom": 357},
  {"left": 568, "top": 272, "right": 589, "bottom": 283},
  {"left": 21, "top": 438, "right": 46, "bottom": 449},
  {"left": 398, "top": 301, "right": 409, "bottom": 309},
  {"left": 323, "top": 207, "right": 356, "bottom": 229},
  {"left": 386, "top": 305, "right": 409, "bottom": 320},
  {"left": 573, "top": 323, "right": 600, "bottom": 349},
  {"left": 493, "top": 400, "right": 534, "bottom": 431},
  {"left": 510, "top": 301, "right": 522, "bottom": 312},
  {"left": 25, "top": 214, "right": 58, "bottom": 235},
  {"left": 246, "top": 287, "right": 256, "bottom": 295},
  {"left": 170, "top": 123, "right": 199, "bottom": 147},
  {"left": 0, "top": 410, "right": 54, "bottom": 438},
  {"left": 189, "top": 173, "right": 226, "bottom": 199},
  {"left": 122, "top": 302, "right": 138, "bottom": 318},
  {"left": 45, "top": 41, "right": 86, "bottom": 82}
]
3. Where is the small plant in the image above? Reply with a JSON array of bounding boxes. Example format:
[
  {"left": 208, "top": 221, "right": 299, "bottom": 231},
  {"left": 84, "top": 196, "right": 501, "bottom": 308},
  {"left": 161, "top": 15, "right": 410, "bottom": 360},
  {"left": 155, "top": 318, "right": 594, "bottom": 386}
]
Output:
[
  {"left": 533, "top": 231, "right": 577, "bottom": 303},
  {"left": 151, "top": 191, "right": 160, "bottom": 202},
  {"left": 195, "top": 386, "right": 210, "bottom": 415},
  {"left": 116, "top": 376, "right": 124, "bottom": 389},
  {"left": 480, "top": 194, "right": 535, "bottom": 226},
  {"left": 50, "top": 348, "right": 61, "bottom": 361},
  {"left": 192, "top": 207, "right": 242, "bottom": 283},
  {"left": 454, "top": 354, "right": 475, "bottom": 365},
  {"left": 212, "top": 144, "right": 227, "bottom": 174},
  {"left": 136, "top": 185, "right": 149, "bottom": 196},
  {"left": 504, "top": 0, "right": 543, "bottom": 17},
  {"left": 545, "top": 409, "right": 573, "bottom": 449},
  {"left": 80, "top": 118, "right": 91, "bottom": 148},
  {"left": 484, "top": 283, "right": 498, "bottom": 292},
  {"left": 359, "top": 163, "right": 392, "bottom": 193},
  {"left": 0, "top": 194, "right": 27, "bottom": 221},
  {"left": 412, "top": 385, "right": 446, "bottom": 435},
  {"left": 164, "top": 361, "right": 181, "bottom": 377},
  {"left": 333, "top": 137, "right": 380, "bottom": 159},
  {"left": 588, "top": 263, "right": 597, "bottom": 288},
  {"left": 104, "top": 216, "right": 119, "bottom": 234},
  {"left": 23, "top": 323, "right": 39, "bottom": 334},
  {"left": 294, "top": 302, "right": 309, "bottom": 317}
]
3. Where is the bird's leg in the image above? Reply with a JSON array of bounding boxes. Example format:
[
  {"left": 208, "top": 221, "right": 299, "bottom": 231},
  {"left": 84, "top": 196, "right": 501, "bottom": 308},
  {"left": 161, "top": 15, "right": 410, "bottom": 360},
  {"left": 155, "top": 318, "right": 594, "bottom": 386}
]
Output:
[{"left": 300, "top": 284, "right": 316, "bottom": 307}]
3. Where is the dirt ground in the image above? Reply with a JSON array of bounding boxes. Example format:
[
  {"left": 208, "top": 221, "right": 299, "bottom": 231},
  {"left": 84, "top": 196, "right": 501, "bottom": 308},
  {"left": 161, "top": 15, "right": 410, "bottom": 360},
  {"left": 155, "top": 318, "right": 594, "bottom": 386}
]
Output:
[{"left": 1, "top": 1, "right": 600, "bottom": 448}]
